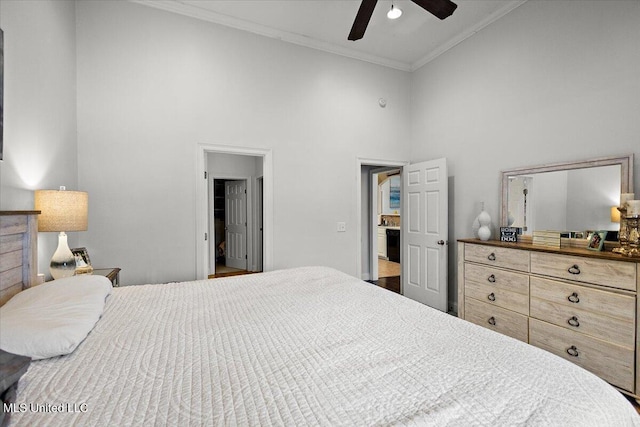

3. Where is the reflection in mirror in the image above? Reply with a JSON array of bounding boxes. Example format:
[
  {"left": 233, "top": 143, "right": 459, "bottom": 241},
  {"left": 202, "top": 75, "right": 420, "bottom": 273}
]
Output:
[
  {"left": 501, "top": 155, "right": 633, "bottom": 236},
  {"left": 506, "top": 166, "right": 621, "bottom": 235}
]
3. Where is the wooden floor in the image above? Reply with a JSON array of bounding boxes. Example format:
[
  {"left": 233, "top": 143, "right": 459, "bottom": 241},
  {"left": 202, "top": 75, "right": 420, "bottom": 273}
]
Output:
[
  {"left": 208, "top": 263, "right": 256, "bottom": 279},
  {"left": 367, "top": 276, "right": 401, "bottom": 294},
  {"left": 369, "top": 258, "right": 401, "bottom": 293},
  {"left": 378, "top": 259, "right": 400, "bottom": 278}
]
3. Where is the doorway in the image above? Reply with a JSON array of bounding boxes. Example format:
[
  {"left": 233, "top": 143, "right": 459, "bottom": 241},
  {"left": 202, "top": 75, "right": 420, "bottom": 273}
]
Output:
[
  {"left": 207, "top": 153, "right": 262, "bottom": 278},
  {"left": 212, "top": 179, "right": 249, "bottom": 276},
  {"left": 357, "top": 157, "right": 449, "bottom": 312},
  {"left": 195, "top": 144, "right": 273, "bottom": 280},
  {"left": 370, "top": 168, "right": 402, "bottom": 293},
  {"left": 357, "top": 159, "right": 407, "bottom": 294}
]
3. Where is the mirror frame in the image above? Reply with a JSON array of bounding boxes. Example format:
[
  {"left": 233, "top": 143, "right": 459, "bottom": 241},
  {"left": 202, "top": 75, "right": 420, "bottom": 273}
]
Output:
[{"left": 500, "top": 154, "right": 634, "bottom": 227}]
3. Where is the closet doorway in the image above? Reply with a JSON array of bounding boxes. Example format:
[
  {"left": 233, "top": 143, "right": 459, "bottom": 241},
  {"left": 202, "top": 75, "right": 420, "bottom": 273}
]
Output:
[
  {"left": 195, "top": 144, "right": 272, "bottom": 281},
  {"left": 206, "top": 152, "right": 264, "bottom": 278}
]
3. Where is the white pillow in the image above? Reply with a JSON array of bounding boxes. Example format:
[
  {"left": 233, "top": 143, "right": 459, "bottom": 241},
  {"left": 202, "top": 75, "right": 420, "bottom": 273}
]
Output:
[{"left": 0, "top": 275, "right": 112, "bottom": 360}]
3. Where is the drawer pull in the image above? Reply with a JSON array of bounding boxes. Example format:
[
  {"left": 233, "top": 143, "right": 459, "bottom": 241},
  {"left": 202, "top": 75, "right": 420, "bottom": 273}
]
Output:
[
  {"left": 566, "top": 346, "right": 579, "bottom": 357},
  {"left": 487, "top": 253, "right": 496, "bottom": 261},
  {"left": 567, "top": 316, "right": 580, "bottom": 327},
  {"left": 567, "top": 264, "right": 581, "bottom": 275},
  {"left": 567, "top": 292, "right": 580, "bottom": 303},
  {"left": 487, "top": 274, "right": 496, "bottom": 283},
  {"left": 488, "top": 317, "right": 496, "bottom": 326},
  {"left": 487, "top": 292, "right": 496, "bottom": 302}
]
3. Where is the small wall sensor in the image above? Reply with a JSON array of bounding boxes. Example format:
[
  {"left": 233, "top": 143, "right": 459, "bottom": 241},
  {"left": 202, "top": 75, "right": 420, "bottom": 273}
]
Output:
[{"left": 378, "top": 98, "right": 387, "bottom": 108}]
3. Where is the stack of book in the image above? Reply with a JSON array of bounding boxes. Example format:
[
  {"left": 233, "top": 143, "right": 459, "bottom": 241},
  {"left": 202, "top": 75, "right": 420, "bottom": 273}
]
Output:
[{"left": 532, "top": 230, "right": 569, "bottom": 248}]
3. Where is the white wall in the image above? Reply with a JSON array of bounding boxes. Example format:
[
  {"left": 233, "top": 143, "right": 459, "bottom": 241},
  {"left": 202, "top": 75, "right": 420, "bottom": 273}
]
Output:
[
  {"left": 4, "top": 0, "right": 637, "bottom": 300},
  {"left": 208, "top": 153, "right": 261, "bottom": 179},
  {"left": 76, "top": 1, "right": 411, "bottom": 285},
  {"left": 566, "top": 165, "right": 620, "bottom": 232},
  {"left": 0, "top": 0, "right": 79, "bottom": 278},
  {"left": 410, "top": 0, "right": 640, "bottom": 311},
  {"left": 532, "top": 171, "right": 568, "bottom": 232}
]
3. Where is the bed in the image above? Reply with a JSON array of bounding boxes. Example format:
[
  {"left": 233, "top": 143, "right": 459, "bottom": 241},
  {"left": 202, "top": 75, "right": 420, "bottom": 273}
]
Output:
[
  {"left": 0, "top": 265, "right": 638, "bottom": 426},
  {"left": 1, "top": 211, "right": 639, "bottom": 426}
]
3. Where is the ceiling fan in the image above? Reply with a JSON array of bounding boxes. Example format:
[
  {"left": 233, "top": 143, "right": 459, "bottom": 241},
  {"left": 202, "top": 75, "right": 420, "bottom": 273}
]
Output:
[{"left": 348, "top": 0, "right": 458, "bottom": 41}]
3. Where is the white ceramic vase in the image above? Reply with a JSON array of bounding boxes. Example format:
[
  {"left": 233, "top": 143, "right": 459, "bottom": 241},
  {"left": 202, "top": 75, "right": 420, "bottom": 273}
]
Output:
[{"left": 476, "top": 203, "right": 491, "bottom": 241}]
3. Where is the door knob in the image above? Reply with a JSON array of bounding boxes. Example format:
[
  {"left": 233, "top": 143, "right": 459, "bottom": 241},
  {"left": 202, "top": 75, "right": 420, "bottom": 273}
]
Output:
[{"left": 437, "top": 240, "right": 445, "bottom": 245}]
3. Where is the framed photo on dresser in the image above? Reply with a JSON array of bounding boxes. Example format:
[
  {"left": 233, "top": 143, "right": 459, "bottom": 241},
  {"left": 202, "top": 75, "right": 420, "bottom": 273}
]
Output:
[{"left": 586, "top": 231, "right": 606, "bottom": 251}]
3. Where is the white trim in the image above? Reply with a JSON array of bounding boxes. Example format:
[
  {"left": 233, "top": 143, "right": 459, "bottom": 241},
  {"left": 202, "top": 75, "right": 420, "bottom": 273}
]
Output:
[
  {"left": 196, "top": 143, "right": 273, "bottom": 280},
  {"left": 355, "top": 157, "right": 408, "bottom": 281},
  {"left": 411, "top": 0, "right": 527, "bottom": 71},
  {"left": 254, "top": 176, "right": 264, "bottom": 272},
  {"left": 130, "top": 0, "right": 412, "bottom": 71},
  {"left": 132, "top": 0, "right": 526, "bottom": 73}
]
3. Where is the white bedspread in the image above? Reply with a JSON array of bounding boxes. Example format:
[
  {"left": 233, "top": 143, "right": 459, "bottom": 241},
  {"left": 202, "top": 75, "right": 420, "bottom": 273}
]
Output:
[{"left": 11, "top": 267, "right": 640, "bottom": 426}]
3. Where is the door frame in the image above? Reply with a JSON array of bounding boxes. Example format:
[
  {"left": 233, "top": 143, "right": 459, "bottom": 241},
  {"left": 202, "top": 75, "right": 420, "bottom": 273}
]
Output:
[
  {"left": 255, "top": 176, "right": 264, "bottom": 272},
  {"left": 355, "top": 157, "right": 408, "bottom": 282},
  {"left": 196, "top": 143, "right": 273, "bottom": 280},
  {"left": 370, "top": 167, "right": 402, "bottom": 281}
]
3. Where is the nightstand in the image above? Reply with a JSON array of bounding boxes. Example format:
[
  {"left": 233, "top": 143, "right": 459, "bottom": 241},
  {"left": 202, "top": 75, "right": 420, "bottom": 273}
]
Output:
[
  {"left": 0, "top": 350, "right": 31, "bottom": 427},
  {"left": 92, "top": 267, "right": 121, "bottom": 286}
]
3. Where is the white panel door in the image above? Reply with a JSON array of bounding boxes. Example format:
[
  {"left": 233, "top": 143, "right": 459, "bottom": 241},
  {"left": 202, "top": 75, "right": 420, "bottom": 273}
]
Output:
[
  {"left": 402, "top": 158, "right": 448, "bottom": 311},
  {"left": 225, "top": 180, "right": 247, "bottom": 270}
]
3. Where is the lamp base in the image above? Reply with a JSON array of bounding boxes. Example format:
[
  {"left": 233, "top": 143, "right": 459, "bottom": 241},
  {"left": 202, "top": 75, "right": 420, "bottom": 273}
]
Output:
[{"left": 50, "top": 232, "right": 77, "bottom": 280}]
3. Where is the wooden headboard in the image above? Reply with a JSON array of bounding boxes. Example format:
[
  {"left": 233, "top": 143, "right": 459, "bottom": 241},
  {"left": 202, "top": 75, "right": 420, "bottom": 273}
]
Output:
[{"left": 0, "top": 211, "right": 39, "bottom": 305}]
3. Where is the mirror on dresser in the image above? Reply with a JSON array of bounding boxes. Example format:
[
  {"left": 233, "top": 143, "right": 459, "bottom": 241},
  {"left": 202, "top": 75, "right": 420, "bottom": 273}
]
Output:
[{"left": 501, "top": 155, "right": 634, "bottom": 236}]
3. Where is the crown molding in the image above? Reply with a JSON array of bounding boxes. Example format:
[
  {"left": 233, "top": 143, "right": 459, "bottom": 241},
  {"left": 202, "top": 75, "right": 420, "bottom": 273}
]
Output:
[
  {"left": 410, "top": 0, "right": 527, "bottom": 71},
  {"left": 130, "top": 0, "right": 527, "bottom": 73},
  {"left": 129, "top": 0, "right": 413, "bottom": 72}
]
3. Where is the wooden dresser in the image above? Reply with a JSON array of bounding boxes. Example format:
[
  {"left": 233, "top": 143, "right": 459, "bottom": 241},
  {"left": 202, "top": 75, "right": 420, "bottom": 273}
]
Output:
[{"left": 458, "top": 239, "right": 640, "bottom": 399}]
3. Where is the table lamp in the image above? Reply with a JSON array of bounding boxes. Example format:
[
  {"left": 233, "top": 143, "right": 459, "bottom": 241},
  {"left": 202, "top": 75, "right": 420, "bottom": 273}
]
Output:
[
  {"left": 611, "top": 206, "right": 621, "bottom": 224},
  {"left": 34, "top": 187, "right": 88, "bottom": 279}
]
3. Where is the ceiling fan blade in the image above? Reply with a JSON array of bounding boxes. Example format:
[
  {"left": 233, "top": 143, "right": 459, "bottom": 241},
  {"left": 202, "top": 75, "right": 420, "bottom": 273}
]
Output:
[
  {"left": 348, "top": 0, "right": 378, "bottom": 41},
  {"left": 411, "top": 0, "right": 457, "bottom": 20}
]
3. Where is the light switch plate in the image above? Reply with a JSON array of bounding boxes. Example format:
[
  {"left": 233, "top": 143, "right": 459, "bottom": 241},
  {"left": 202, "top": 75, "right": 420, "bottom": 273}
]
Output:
[{"left": 337, "top": 222, "right": 346, "bottom": 232}]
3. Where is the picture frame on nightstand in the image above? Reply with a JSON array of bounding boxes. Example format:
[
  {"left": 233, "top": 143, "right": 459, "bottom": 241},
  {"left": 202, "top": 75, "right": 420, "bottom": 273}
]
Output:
[{"left": 71, "top": 247, "right": 93, "bottom": 274}]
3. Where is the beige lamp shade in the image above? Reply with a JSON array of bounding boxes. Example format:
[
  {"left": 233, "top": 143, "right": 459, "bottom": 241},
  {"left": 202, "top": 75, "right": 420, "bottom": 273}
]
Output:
[
  {"left": 35, "top": 189, "right": 88, "bottom": 232},
  {"left": 611, "top": 206, "right": 621, "bottom": 223}
]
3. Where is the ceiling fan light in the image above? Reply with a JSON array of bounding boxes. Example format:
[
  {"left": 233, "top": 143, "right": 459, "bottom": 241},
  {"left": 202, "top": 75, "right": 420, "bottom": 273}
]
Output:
[{"left": 387, "top": 4, "right": 402, "bottom": 19}]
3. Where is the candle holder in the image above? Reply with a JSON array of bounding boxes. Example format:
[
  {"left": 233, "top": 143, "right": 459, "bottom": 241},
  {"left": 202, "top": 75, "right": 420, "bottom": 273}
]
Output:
[
  {"left": 613, "top": 206, "right": 629, "bottom": 255},
  {"left": 627, "top": 215, "right": 640, "bottom": 257}
]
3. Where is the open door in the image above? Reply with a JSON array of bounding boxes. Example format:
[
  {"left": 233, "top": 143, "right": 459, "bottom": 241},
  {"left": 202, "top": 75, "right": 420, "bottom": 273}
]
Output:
[
  {"left": 225, "top": 180, "right": 248, "bottom": 270},
  {"left": 402, "top": 158, "right": 448, "bottom": 311}
]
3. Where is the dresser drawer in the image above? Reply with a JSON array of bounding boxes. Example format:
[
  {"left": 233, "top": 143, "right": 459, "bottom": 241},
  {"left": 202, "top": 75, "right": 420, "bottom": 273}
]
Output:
[
  {"left": 530, "top": 277, "right": 635, "bottom": 347},
  {"left": 465, "top": 263, "right": 529, "bottom": 315},
  {"left": 529, "top": 318, "right": 634, "bottom": 392},
  {"left": 530, "top": 252, "right": 636, "bottom": 291},
  {"left": 464, "top": 297, "right": 528, "bottom": 342},
  {"left": 464, "top": 243, "right": 530, "bottom": 272}
]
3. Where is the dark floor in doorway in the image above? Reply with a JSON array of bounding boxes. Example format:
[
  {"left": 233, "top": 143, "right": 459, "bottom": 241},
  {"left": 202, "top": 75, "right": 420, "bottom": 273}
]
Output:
[{"left": 366, "top": 276, "right": 401, "bottom": 294}]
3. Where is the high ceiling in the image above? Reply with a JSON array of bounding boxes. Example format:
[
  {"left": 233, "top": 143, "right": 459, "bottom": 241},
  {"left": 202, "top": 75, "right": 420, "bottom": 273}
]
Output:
[{"left": 134, "top": 0, "right": 526, "bottom": 71}]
